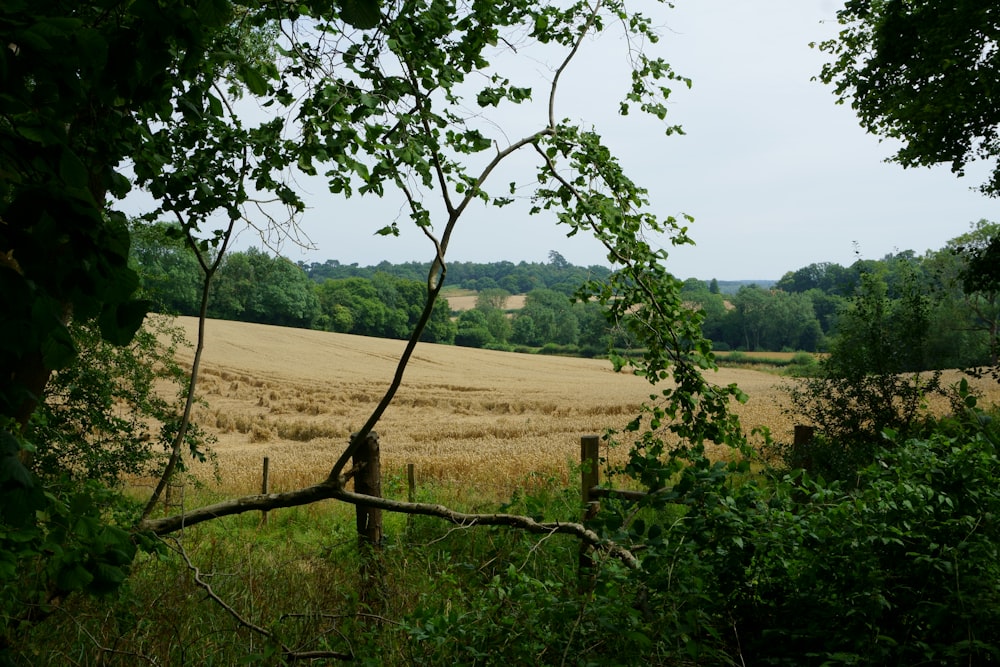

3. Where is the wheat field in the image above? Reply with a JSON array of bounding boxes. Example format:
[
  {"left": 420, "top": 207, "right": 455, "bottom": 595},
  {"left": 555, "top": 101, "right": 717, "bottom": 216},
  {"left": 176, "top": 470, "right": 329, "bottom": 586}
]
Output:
[{"left": 163, "top": 317, "right": 999, "bottom": 496}]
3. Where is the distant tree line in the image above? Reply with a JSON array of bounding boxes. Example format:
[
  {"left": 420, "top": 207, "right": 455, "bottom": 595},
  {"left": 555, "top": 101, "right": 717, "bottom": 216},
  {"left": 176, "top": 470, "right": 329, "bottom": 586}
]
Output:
[
  {"left": 131, "top": 220, "right": 1000, "bottom": 369},
  {"left": 683, "top": 220, "right": 1000, "bottom": 371},
  {"left": 129, "top": 227, "right": 623, "bottom": 353},
  {"left": 298, "top": 249, "right": 613, "bottom": 294}
]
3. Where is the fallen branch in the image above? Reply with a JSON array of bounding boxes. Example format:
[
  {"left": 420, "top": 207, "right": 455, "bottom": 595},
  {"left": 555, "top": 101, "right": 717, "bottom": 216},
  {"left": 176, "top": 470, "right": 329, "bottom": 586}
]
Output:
[
  {"left": 166, "top": 536, "right": 353, "bottom": 662},
  {"left": 139, "top": 486, "right": 639, "bottom": 569}
]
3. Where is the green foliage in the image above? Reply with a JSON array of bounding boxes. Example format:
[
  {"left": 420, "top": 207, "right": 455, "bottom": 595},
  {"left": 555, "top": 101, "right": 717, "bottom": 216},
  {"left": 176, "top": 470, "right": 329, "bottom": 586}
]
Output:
[
  {"left": 942, "top": 220, "right": 1000, "bottom": 374},
  {"left": 28, "top": 316, "right": 212, "bottom": 486},
  {"left": 455, "top": 308, "right": 495, "bottom": 348},
  {"left": 129, "top": 221, "right": 204, "bottom": 316},
  {"left": 316, "top": 273, "right": 456, "bottom": 343},
  {"left": 512, "top": 288, "right": 580, "bottom": 347},
  {"left": 475, "top": 287, "right": 511, "bottom": 311},
  {"left": 209, "top": 248, "right": 320, "bottom": 328},
  {"left": 785, "top": 268, "right": 947, "bottom": 478},
  {"left": 302, "top": 258, "right": 613, "bottom": 294},
  {"left": 816, "top": 1, "right": 1000, "bottom": 197},
  {"left": 0, "top": 314, "right": 206, "bottom": 654},
  {"left": 0, "top": 464, "right": 159, "bottom": 655},
  {"left": 729, "top": 285, "right": 822, "bottom": 352},
  {"left": 0, "top": 0, "right": 255, "bottom": 425}
]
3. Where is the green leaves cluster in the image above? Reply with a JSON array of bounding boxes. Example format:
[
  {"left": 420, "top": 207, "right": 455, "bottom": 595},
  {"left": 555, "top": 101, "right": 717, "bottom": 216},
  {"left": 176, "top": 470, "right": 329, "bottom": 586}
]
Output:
[
  {"left": 315, "top": 273, "right": 456, "bottom": 343},
  {"left": 410, "top": 397, "right": 1000, "bottom": 665},
  {"left": 816, "top": 1, "right": 1000, "bottom": 196}
]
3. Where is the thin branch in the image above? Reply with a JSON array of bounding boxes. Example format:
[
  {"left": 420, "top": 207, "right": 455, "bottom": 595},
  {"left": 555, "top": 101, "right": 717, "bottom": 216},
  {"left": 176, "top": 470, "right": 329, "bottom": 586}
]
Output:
[
  {"left": 167, "top": 536, "right": 353, "bottom": 662},
  {"left": 399, "top": 57, "right": 457, "bottom": 218},
  {"left": 529, "top": 142, "right": 689, "bottom": 361},
  {"left": 549, "top": 0, "right": 604, "bottom": 129},
  {"left": 326, "top": 247, "right": 447, "bottom": 482},
  {"left": 142, "top": 207, "right": 239, "bottom": 520}
]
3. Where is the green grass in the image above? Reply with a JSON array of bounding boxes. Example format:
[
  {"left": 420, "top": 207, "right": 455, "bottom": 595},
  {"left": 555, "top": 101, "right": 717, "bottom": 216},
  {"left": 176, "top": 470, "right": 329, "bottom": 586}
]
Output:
[{"left": 16, "top": 476, "right": 593, "bottom": 666}]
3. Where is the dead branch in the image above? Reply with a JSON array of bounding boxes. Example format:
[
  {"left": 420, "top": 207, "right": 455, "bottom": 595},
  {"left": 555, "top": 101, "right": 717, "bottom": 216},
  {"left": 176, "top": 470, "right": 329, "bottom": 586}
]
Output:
[
  {"left": 139, "top": 486, "right": 640, "bottom": 570},
  {"left": 166, "top": 536, "right": 353, "bottom": 662}
]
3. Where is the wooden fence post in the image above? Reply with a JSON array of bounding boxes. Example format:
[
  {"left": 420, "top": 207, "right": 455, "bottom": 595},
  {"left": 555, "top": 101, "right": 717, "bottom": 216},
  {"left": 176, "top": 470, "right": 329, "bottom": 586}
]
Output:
[
  {"left": 579, "top": 435, "right": 600, "bottom": 584},
  {"left": 352, "top": 431, "right": 383, "bottom": 547},
  {"left": 260, "top": 456, "right": 270, "bottom": 527},
  {"left": 407, "top": 462, "right": 415, "bottom": 503},
  {"left": 352, "top": 431, "right": 384, "bottom": 611},
  {"left": 793, "top": 425, "right": 815, "bottom": 471}
]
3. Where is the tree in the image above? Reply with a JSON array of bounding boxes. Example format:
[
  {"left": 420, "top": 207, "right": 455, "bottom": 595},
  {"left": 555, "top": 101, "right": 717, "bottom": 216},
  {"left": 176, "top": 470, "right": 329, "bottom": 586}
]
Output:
[
  {"left": 936, "top": 220, "right": 1000, "bottom": 368},
  {"left": 0, "top": 0, "right": 376, "bottom": 650},
  {"left": 3, "top": 0, "right": 754, "bottom": 660},
  {"left": 786, "top": 267, "right": 945, "bottom": 478},
  {"left": 816, "top": 2, "right": 1000, "bottom": 196},
  {"left": 129, "top": 222, "right": 204, "bottom": 315},
  {"left": 730, "top": 285, "right": 769, "bottom": 351},
  {"left": 476, "top": 288, "right": 512, "bottom": 311},
  {"left": 547, "top": 249, "right": 570, "bottom": 270},
  {"left": 209, "top": 248, "right": 320, "bottom": 328},
  {"left": 315, "top": 277, "right": 390, "bottom": 337},
  {"left": 0, "top": 0, "right": 264, "bottom": 646},
  {"left": 455, "top": 309, "right": 495, "bottom": 348}
]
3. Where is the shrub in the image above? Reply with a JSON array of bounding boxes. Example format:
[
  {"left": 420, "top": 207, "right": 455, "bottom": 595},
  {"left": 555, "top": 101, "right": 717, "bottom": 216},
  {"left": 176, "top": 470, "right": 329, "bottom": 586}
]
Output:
[{"left": 537, "top": 342, "right": 580, "bottom": 356}]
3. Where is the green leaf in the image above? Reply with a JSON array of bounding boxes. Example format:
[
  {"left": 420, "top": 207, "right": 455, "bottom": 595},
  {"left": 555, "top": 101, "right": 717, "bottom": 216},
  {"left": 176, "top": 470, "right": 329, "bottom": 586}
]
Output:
[
  {"left": 339, "top": 0, "right": 380, "bottom": 29},
  {"left": 98, "top": 299, "right": 151, "bottom": 347},
  {"left": 56, "top": 562, "right": 94, "bottom": 593},
  {"left": 238, "top": 62, "right": 270, "bottom": 96},
  {"left": 58, "top": 149, "right": 89, "bottom": 189},
  {"left": 41, "top": 323, "right": 77, "bottom": 370},
  {"left": 0, "top": 431, "right": 34, "bottom": 488}
]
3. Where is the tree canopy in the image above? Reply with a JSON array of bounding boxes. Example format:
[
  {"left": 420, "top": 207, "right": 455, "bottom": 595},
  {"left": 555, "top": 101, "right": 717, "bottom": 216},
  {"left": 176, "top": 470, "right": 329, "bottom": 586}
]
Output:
[{"left": 816, "top": 1, "right": 1000, "bottom": 195}]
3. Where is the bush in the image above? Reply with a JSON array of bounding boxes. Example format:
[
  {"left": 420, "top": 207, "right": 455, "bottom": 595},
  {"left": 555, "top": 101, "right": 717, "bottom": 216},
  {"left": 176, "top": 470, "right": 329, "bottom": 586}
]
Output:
[
  {"left": 784, "top": 370, "right": 949, "bottom": 479},
  {"left": 638, "top": 401, "right": 1000, "bottom": 665},
  {"left": 537, "top": 342, "right": 580, "bottom": 356},
  {"left": 28, "top": 315, "right": 212, "bottom": 485}
]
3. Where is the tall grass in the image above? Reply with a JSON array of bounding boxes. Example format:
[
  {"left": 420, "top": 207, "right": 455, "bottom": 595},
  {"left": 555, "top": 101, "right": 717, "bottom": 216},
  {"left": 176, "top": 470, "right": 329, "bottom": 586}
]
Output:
[{"left": 18, "top": 476, "right": 586, "bottom": 666}]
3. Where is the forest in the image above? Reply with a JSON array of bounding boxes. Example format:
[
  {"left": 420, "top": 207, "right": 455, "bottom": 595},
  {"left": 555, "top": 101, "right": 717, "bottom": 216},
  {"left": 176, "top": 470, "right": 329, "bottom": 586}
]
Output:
[
  {"left": 6, "top": 0, "right": 1000, "bottom": 665},
  {"left": 133, "top": 219, "right": 1000, "bottom": 369}
]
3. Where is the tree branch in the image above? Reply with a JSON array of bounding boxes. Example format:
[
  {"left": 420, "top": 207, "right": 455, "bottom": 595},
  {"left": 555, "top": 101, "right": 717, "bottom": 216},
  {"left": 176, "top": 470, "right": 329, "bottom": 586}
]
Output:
[
  {"left": 167, "top": 536, "right": 353, "bottom": 662},
  {"left": 140, "top": 487, "right": 639, "bottom": 570},
  {"left": 549, "top": 0, "right": 603, "bottom": 129}
]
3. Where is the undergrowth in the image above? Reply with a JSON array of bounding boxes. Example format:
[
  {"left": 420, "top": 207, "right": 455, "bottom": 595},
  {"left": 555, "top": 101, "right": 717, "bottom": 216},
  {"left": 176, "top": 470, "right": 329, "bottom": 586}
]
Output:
[{"left": 15, "top": 396, "right": 1000, "bottom": 665}]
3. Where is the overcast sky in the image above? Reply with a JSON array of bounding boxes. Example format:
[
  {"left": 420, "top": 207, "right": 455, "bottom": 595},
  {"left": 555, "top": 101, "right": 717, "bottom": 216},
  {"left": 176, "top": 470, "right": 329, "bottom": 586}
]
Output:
[{"left": 173, "top": 1, "right": 997, "bottom": 281}]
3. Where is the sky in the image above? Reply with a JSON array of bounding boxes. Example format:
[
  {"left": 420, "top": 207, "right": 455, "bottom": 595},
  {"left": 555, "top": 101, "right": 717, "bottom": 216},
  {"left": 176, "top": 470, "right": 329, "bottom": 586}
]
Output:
[{"left": 129, "top": 0, "right": 997, "bottom": 282}]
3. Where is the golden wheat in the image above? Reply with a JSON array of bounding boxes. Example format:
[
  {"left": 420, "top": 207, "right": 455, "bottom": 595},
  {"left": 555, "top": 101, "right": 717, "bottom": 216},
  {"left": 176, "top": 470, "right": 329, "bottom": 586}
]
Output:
[{"left": 161, "top": 317, "right": 1000, "bottom": 496}]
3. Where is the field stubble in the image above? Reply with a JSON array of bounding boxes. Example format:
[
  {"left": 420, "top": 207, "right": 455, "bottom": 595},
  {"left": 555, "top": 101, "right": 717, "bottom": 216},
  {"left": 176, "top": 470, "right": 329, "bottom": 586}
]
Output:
[{"left": 160, "top": 317, "right": 999, "bottom": 497}]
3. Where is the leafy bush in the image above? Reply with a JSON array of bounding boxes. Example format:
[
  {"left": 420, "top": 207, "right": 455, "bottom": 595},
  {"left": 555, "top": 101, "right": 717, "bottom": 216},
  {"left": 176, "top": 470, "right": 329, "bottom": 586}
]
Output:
[
  {"left": 28, "top": 315, "right": 213, "bottom": 485},
  {"left": 537, "top": 342, "right": 580, "bottom": 356},
  {"left": 1, "top": 315, "right": 207, "bottom": 656},
  {"left": 788, "top": 351, "right": 818, "bottom": 371},
  {"left": 626, "top": 402, "right": 1000, "bottom": 665}
]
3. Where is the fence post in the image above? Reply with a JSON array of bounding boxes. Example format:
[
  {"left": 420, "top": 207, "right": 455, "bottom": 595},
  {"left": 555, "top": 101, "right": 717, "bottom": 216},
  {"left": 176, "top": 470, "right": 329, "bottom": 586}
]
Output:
[
  {"left": 353, "top": 431, "right": 383, "bottom": 547},
  {"left": 260, "top": 456, "right": 270, "bottom": 527},
  {"left": 579, "top": 435, "right": 600, "bottom": 584},
  {"left": 407, "top": 462, "right": 415, "bottom": 503},
  {"left": 352, "top": 431, "right": 384, "bottom": 611},
  {"left": 793, "top": 425, "right": 815, "bottom": 471}
]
